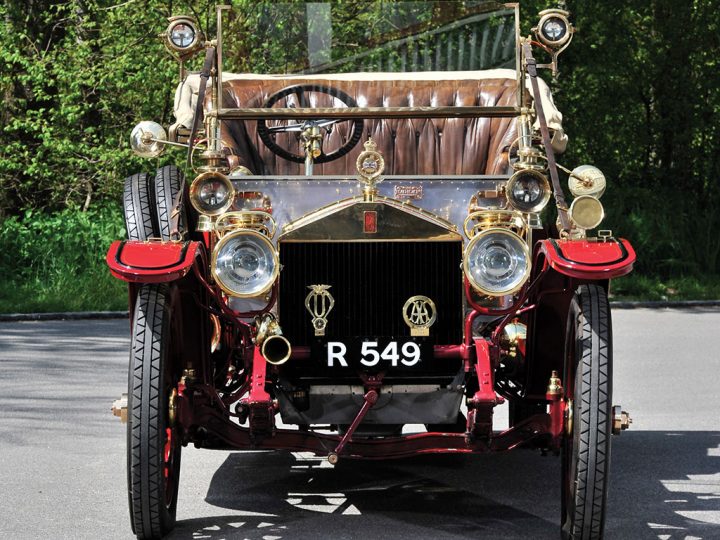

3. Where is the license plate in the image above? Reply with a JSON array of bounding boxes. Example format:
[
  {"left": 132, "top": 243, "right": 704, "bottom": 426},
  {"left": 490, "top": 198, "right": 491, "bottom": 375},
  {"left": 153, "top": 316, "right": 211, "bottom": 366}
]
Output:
[{"left": 325, "top": 340, "right": 426, "bottom": 368}]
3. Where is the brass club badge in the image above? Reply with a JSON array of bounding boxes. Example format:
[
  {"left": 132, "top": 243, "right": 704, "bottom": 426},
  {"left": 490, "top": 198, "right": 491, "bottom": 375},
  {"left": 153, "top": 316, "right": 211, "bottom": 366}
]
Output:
[
  {"left": 356, "top": 138, "right": 385, "bottom": 201},
  {"left": 402, "top": 295, "right": 437, "bottom": 337},
  {"left": 305, "top": 285, "right": 335, "bottom": 336}
]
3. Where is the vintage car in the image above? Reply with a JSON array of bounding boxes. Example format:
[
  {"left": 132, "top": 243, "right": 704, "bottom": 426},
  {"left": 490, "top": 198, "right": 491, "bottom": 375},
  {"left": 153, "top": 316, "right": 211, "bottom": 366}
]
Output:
[{"left": 108, "top": 2, "right": 635, "bottom": 539}]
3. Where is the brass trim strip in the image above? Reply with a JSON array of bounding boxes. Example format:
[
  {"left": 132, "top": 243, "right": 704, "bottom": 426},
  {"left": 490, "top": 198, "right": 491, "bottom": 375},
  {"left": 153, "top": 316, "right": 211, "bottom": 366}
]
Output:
[
  {"left": 278, "top": 195, "right": 459, "bottom": 240},
  {"left": 278, "top": 237, "right": 461, "bottom": 243},
  {"left": 231, "top": 174, "right": 510, "bottom": 181},
  {"left": 214, "top": 106, "right": 521, "bottom": 120}
]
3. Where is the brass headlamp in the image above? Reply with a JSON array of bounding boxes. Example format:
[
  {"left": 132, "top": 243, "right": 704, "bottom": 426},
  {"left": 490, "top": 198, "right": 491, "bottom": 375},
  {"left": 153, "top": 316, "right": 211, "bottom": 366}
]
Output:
[
  {"left": 505, "top": 170, "right": 551, "bottom": 214},
  {"left": 463, "top": 211, "right": 531, "bottom": 297},
  {"left": 210, "top": 210, "right": 279, "bottom": 298},
  {"left": 211, "top": 229, "right": 279, "bottom": 298}
]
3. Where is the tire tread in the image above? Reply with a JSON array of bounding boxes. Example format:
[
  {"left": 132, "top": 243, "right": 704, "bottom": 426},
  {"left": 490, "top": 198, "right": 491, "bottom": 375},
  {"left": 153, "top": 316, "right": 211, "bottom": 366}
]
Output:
[
  {"left": 127, "top": 284, "right": 178, "bottom": 539},
  {"left": 154, "top": 165, "right": 185, "bottom": 241},
  {"left": 123, "top": 173, "right": 157, "bottom": 240},
  {"left": 566, "top": 284, "right": 612, "bottom": 540}
]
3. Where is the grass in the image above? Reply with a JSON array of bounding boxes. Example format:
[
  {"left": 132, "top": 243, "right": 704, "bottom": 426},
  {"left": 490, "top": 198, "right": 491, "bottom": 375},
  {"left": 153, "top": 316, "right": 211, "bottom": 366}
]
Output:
[
  {"left": 0, "top": 269, "right": 127, "bottom": 313},
  {"left": 0, "top": 204, "right": 129, "bottom": 313},
  {"left": 609, "top": 273, "right": 720, "bottom": 302}
]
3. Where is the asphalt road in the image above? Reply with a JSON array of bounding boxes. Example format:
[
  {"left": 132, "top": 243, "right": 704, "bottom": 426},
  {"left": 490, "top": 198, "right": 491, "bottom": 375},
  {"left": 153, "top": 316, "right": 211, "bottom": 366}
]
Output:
[{"left": 1, "top": 308, "right": 719, "bottom": 540}]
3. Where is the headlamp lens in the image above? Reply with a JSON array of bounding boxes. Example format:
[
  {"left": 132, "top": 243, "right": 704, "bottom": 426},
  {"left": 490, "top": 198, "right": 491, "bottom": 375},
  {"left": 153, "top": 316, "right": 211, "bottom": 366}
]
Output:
[
  {"left": 199, "top": 181, "right": 230, "bottom": 211},
  {"left": 542, "top": 17, "right": 567, "bottom": 42},
  {"left": 170, "top": 23, "right": 195, "bottom": 48},
  {"left": 512, "top": 177, "right": 541, "bottom": 204},
  {"left": 213, "top": 232, "right": 278, "bottom": 297},
  {"left": 190, "top": 173, "right": 235, "bottom": 216},
  {"left": 465, "top": 230, "right": 530, "bottom": 296}
]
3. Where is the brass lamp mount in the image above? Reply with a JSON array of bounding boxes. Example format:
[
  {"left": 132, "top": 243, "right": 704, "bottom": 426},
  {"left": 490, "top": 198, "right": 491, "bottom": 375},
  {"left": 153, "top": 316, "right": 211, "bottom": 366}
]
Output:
[
  {"left": 531, "top": 8, "right": 575, "bottom": 76},
  {"left": 511, "top": 114, "right": 547, "bottom": 172}
]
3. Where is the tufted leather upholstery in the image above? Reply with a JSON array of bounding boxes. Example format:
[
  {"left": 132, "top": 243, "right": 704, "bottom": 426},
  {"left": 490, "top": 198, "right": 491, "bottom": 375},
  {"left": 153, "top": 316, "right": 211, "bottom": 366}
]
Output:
[{"left": 217, "top": 76, "right": 521, "bottom": 176}]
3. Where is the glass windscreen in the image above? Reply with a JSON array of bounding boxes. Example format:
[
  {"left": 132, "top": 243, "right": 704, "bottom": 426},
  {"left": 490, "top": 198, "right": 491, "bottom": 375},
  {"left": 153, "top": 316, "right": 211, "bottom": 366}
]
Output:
[{"left": 230, "top": 1, "right": 517, "bottom": 75}]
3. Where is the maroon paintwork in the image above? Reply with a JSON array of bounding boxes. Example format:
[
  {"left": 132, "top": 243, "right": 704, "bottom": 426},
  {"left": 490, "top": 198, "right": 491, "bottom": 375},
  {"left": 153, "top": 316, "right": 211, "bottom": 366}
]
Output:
[
  {"left": 538, "top": 237, "right": 635, "bottom": 279},
  {"left": 106, "top": 240, "right": 204, "bottom": 283},
  {"left": 174, "top": 342, "right": 554, "bottom": 459},
  {"left": 106, "top": 228, "right": 635, "bottom": 459}
]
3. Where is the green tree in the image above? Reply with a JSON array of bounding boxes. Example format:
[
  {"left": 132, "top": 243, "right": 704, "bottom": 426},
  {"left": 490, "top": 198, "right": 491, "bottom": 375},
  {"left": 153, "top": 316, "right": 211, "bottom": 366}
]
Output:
[
  {"left": 0, "top": 0, "right": 216, "bottom": 214},
  {"left": 554, "top": 0, "right": 720, "bottom": 275},
  {"left": 1, "top": 0, "right": 719, "bottom": 280}
]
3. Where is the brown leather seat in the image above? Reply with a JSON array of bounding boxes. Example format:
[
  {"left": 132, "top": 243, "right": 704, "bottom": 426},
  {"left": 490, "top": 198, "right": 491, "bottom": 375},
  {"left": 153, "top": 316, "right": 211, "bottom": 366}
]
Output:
[{"left": 219, "top": 76, "right": 519, "bottom": 176}]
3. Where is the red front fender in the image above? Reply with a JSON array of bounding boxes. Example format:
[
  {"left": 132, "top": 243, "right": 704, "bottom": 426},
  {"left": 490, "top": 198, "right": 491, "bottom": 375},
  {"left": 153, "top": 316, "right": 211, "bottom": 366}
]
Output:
[
  {"left": 537, "top": 237, "right": 635, "bottom": 280},
  {"left": 106, "top": 240, "right": 204, "bottom": 283}
]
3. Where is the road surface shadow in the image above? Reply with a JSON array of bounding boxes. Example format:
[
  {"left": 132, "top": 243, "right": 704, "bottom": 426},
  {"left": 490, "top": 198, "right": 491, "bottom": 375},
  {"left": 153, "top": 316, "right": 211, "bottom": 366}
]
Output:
[{"left": 167, "top": 431, "right": 720, "bottom": 539}]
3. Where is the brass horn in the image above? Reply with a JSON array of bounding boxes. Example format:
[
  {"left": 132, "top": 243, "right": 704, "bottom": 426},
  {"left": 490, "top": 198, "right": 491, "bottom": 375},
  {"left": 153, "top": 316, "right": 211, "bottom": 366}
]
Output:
[{"left": 255, "top": 313, "right": 291, "bottom": 365}]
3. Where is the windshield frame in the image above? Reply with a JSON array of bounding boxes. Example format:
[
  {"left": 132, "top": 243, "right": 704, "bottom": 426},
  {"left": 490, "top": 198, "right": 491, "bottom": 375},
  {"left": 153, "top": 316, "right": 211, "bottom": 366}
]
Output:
[{"left": 212, "top": 2, "right": 523, "bottom": 122}]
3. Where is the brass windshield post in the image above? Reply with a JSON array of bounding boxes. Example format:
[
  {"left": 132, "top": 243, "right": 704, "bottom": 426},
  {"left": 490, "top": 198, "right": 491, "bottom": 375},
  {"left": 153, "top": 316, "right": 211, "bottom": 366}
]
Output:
[
  {"left": 212, "top": 6, "right": 231, "bottom": 154},
  {"left": 508, "top": 3, "right": 523, "bottom": 111},
  {"left": 192, "top": 6, "right": 232, "bottom": 172},
  {"left": 522, "top": 40, "right": 571, "bottom": 233},
  {"left": 216, "top": 5, "right": 231, "bottom": 115}
]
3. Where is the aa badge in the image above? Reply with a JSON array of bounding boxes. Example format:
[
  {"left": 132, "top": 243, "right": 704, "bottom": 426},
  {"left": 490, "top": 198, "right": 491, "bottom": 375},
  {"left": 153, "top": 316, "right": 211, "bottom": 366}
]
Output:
[{"left": 402, "top": 295, "right": 437, "bottom": 337}]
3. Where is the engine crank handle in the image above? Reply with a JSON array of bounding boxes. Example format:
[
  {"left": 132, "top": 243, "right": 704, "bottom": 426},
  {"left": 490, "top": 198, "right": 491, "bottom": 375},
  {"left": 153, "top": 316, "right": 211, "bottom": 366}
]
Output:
[{"left": 329, "top": 389, "right": 379, "bottom": 462}]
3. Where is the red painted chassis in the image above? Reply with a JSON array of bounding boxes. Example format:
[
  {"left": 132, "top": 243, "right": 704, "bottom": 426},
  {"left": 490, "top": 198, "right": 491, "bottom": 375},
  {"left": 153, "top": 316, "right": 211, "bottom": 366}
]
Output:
[{"left": 107, "top": 235, "right": 634, "bottom": 460}]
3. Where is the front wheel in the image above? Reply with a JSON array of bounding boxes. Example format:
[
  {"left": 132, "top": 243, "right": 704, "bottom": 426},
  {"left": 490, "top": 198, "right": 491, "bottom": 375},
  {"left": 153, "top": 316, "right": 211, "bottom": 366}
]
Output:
[
  {"left": 561, "top": 284, "right": 612, "bottom": 539},
  {"left": 127, "top": 284, "right": 182, "bottom": 539}
]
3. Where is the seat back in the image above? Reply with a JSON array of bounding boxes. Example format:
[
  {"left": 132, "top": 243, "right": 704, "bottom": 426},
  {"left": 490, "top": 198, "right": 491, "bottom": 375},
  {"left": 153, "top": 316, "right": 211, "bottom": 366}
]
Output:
[
  {"left": 214, "top": 73, "right": 520, "bottom": 176},
  {"left": 173, "top": 70, "right": 566, "bottom": 176}
]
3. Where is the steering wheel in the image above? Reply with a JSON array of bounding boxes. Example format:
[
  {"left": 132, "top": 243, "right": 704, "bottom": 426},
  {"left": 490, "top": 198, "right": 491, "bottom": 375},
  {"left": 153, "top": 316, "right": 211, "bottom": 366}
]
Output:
[{"left": 257, "top": 84, "right": 364, "bottom": 164}]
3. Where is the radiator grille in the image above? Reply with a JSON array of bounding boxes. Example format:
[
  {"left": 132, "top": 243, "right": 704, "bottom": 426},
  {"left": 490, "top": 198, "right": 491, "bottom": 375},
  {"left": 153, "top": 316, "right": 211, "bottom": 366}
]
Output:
[{"left": 278, "top": 241, "right": 463, "bottom": 345}]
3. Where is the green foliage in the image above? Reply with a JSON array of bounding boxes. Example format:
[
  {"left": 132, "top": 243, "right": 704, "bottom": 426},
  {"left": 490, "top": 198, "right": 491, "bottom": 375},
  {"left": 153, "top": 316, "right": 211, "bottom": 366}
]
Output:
[
  {"left": 610, "top": 273, "right": 720, "bottom": 302},
  {"left": 0, "top": 204, "right": 127, "bottom": 312},
  {"left": 0, "top": 0, "right": 217, "bottom": 214},
  {"left": 554, "top": 0, "right": 720, "bottom": 275}
]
